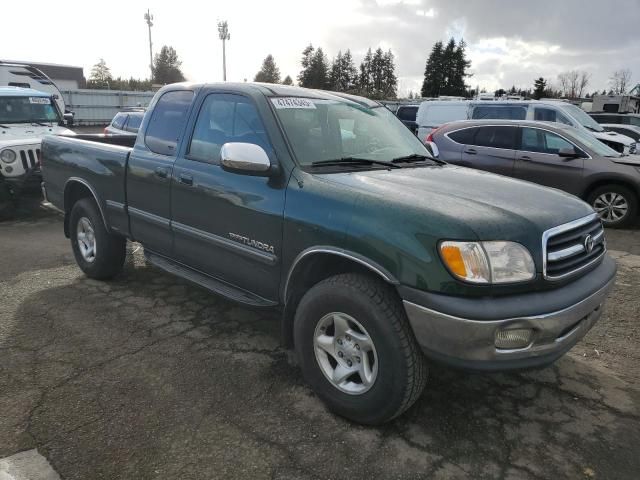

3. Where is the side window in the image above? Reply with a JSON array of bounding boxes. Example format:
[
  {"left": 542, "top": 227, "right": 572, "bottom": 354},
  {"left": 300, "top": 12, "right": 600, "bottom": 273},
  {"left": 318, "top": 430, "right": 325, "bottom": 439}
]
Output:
[
  {"left": 145, "top": 90, "right": 194, "bottom": 156},
  {"left": 126, "top": 114, "right": 143, "bottom": 132},
  {"left": 448, "top": 127, "right": 477, "bottom": 144},
  {"left": 472, "top": 106, "right": 526, "bottom": 120},
  {"left": 188, "top": 94, "right": 272, "bottom": 164},
  {"left": 520, "top": 128, "right": 574, "bottom": 154},
  {"left": 397, "top": 106, "right": 418, "bottom": 121},
  {"left": 112, "top": 113, "right": 127, "bottom": 129},
  {"left": 472, "top": 126, "right": 517, "bottom": 149},
  {"left": 534, "top": 108, "right": 572, "bottom": 125}
]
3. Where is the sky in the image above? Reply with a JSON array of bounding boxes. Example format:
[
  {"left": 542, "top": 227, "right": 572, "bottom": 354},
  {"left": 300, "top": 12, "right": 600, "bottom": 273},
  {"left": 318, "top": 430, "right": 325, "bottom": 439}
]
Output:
[{"left": 4, "top": 0, "right": 639, "bottom": 96}]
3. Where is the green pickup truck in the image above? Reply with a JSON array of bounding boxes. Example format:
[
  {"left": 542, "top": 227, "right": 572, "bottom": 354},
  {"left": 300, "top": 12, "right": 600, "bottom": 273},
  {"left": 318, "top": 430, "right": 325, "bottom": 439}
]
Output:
[{"left": 41, "top": 83, "right": 617, "bottom": 424}]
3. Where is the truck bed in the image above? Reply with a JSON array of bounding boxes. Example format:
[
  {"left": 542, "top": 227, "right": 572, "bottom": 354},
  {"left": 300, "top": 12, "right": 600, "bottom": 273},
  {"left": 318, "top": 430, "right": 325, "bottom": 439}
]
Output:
[{"left": 41, "top": 134, "right": 133, "bottom": 236}]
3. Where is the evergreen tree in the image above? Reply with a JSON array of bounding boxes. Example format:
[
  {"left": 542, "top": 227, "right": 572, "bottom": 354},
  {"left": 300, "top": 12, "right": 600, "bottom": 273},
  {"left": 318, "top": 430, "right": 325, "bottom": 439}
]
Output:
[
  {"left": 380, "top": 49, "right": 398, "bottom": 99},
  {"left": 440, "top": 38, "right": 457, "bottom": 95},
  {"left": 254, "top": 54, "right": 281, "bottom": 84},
  {"left": 451, "top": 40, "right": 471, "bottom": 96},
  {"left": 297, "top": 45, "right": 329, "bottom": 89},
  {"left": 153, "top": 46, "right": 185, "bottom": 84},
  {"left": 358, "top": 48, "right": 374, "bottom": 95},
  {"left": 298, "top": 44, "right": 315, "bottom": 87},
  {"left": 282, "top": 75, "right": 293, "bottom": 85},
  {"left": 533, "top": 77, "right": 547, "bottom": 99},
  {"left": 421, "top": 41, "right": 444, "bottom": 97},
  {"left": 89, "top": 58, "right": 112, "bottom": 88},
  {"left": 329, "top": 50, "right": 358, "bottom": 92}
]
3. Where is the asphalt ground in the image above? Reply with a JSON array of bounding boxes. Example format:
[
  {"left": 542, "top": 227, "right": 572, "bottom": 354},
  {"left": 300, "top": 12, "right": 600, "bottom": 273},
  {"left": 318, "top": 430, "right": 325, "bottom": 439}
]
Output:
[{"left": 1, "top": 194, "right": 639, "bottom": 480}]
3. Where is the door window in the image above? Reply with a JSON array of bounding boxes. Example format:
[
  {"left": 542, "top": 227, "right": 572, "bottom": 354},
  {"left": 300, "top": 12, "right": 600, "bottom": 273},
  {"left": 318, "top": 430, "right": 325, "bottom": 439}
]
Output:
[
  {"left": 448, "top": 127, "right": 477, "bottom": 144},
  {"left": 188, "top": 94, "right": 272, "bottom": 164},
  {"left": 126, "top": 114, "right": 143, "bottom": 132},
  {"left": 471, "top": 126, "right": 517, "bottom": 149},
  {"left": 112, "top": 113, "right": 127, "bottom": 129},
  {"left": 145, "top": 90, "right": 194, "bottom": 156},
  {"left": 534, "top": 107, "right": 573, "bottom": 125},
  {"left": 521, "top": 128, "right": 575, "bottom": 154},
  {"left": 397, "top": 106, "right": 418, "bottom": 121}
]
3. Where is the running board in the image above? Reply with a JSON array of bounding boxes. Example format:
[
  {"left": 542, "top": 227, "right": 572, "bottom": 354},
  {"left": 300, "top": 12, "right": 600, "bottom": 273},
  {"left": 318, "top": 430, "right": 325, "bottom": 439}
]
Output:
[{"left": 145, "top": 251, "right": 277, "bottom": 307}]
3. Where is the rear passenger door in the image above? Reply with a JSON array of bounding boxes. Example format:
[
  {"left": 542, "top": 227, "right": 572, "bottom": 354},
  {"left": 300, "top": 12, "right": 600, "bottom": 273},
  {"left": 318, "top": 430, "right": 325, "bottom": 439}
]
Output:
[
  {"left": 513, "top": 127, "right": 585, "bottom": 195},
  {"left": 170, "top": 92, "right": 286, "bottom": 301},
  {"left": 459, "top": 125, "right": 518, "bottom": 176},
  {"left": 127, "top": 89, "right": 195, "bottom": 255}
]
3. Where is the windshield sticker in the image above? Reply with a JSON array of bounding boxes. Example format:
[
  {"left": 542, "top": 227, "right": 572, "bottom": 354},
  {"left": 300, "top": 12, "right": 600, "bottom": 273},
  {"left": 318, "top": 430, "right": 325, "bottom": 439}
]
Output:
[
  {"left": 29, "top": 97, "right": 51, "bottom": 105},
  {"left": 271, "top": 97, "right": 316, "bottom": 109}
]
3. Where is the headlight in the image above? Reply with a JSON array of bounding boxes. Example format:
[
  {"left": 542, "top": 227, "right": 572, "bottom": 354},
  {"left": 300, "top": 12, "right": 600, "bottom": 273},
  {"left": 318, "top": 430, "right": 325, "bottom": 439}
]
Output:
[
  {"left": 440, "top": 240, "right": 536, "bottom": 284},
  {"left": 0, "top": 149, "right": 17, "bottom": 164}
]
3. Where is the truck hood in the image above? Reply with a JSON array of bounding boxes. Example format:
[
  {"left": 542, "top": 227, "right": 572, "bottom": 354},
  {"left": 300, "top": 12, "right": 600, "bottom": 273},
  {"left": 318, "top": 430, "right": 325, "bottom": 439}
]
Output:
[
  {"left": 321, "top": 164, "right": 593, "bottom": 241},
  {"left": 592, "top": 130, "right": 634, "bottom": 146},
  {"left": 0, "top": 125, "right": 74, "bottom": 144}
]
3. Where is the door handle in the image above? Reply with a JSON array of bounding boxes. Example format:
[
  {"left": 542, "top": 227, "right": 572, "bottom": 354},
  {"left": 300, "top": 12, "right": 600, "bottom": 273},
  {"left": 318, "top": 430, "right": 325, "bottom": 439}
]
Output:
[
  {"left": 179, "top": 173, "right": 193, "bottom": 186},
  {"left": 465, "top": 148, "right": 477, "bottom": 155},
  {"left": 519, "top": 155, "right": 532, "bottom": 161},
  {"left": 154, "top": 166, "right": 169, "bottom": 179}
]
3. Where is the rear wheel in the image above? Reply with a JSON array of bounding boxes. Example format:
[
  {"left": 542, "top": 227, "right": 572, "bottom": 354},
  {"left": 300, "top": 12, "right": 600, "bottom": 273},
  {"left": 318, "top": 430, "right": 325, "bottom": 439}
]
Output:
[
  {"left": 294, "top": 273, "right": 428, "bottom": 425},
  {"left": 70, "top": 198, "right": 126, "bottom": 279},
  {"left": 587, "top": 185, "right": 638, "bottom": 228}
]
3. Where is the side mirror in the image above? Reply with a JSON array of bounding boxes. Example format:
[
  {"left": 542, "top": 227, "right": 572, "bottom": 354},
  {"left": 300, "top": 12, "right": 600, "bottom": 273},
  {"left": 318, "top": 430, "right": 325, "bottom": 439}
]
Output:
[
  {"left": 220, "top": 142, "right": 276, "bottom": 176},
  {"left": 558, "top": 147, "right": 580, "bottom": 158},
  {"left": 63, "top": 112, "right": 74, "bottom": 126}
]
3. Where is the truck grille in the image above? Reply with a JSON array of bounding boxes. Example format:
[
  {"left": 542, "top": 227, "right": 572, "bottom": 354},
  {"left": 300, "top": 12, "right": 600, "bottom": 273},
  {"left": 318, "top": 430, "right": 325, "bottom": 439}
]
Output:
[
  {"left": 19, "top": 148, "right": 41, "bottom": 171},
  {"left": 630, "top": 142, "right": 637, "bottom": 155},
  {"left": 543, "top": 213, "right": 605, "bottom": 280}
]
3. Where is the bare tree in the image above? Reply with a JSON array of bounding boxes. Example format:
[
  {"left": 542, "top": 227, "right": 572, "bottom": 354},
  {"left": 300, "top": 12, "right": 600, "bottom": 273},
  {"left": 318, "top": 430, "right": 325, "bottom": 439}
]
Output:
[
  {"left": 609, "top": 69, "right": 632, "bottom": 94},
  {"left": 577, "top": 71, "right": 591, "bottom": 98},
  {"left": 557, "top": 72, "right": 569, "bottom": 97}
]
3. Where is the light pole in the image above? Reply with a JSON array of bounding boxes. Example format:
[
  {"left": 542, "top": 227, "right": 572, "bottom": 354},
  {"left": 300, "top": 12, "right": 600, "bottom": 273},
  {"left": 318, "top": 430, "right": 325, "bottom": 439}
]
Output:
[
  {"left": 144, "top": 9, "right": 154, "bottom": 82},
  {"left": 218, "top": 21, "right": 230, "bottom": 81}
]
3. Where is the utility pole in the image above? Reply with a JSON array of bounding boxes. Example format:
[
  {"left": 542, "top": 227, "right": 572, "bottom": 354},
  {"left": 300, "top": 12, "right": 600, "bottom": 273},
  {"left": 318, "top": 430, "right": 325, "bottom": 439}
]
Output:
[
  {"left": 218, "top": 21, "right": 230, "bottom": 81},
  {"left": 144, "top": 9, "right": 154, "bottom": 81}
]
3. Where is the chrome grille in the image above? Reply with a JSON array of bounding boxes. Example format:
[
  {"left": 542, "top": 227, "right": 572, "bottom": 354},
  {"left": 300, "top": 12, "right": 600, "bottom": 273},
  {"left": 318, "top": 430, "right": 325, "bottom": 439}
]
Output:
[{"left": 543, "top": 213, "right": 606, "bottom": 280}]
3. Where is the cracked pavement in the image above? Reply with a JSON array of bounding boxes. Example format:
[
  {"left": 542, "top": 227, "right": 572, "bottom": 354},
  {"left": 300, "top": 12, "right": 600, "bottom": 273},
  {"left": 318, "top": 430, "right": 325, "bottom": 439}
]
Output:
[{"left": 1, "top": 198, "right": 639, "bottom": 479}]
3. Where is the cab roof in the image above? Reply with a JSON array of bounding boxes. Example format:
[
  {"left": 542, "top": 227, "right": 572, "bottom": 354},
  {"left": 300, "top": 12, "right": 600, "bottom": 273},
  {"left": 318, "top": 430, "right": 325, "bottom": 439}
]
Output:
[{"left": 0, "top": 86, "right": 51, "bottom": 97}]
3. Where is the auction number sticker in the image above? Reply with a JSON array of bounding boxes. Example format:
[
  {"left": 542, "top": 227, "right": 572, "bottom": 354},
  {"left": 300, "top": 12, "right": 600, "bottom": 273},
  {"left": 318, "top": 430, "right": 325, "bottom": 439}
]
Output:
[
  {"left": 29, "top": 97, "right": 51, "bottom": 104},
  {"left": 271, "top": 97, "right": 316, "bottom": 109}
]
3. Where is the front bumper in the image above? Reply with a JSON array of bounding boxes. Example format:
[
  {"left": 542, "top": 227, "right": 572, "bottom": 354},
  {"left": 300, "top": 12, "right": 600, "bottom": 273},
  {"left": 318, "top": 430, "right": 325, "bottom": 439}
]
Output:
[{"left": 402, "top": 256, "right": 617, "bottom": 371}]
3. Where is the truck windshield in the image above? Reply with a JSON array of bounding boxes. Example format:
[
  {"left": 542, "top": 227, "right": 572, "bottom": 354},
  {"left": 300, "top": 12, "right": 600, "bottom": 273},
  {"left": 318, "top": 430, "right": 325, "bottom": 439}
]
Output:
[
  {"left": 272, "top": 97, "right": 429, "bottom": 167},
  {"left": 0, "top": 96, "right": 61, "bottom": 124},
  {"left": 559, "top": 103, "right": 604, "bottom": 132}
]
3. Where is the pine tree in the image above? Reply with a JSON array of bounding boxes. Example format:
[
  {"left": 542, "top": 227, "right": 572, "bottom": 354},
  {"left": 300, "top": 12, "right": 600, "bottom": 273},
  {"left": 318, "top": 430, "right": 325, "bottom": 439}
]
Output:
[
  {"left": 358, "top": 48, "right": 373, "bottom": 96},
  {"left": 254, "top": 55, "right": 281, "bottom": 84},
  {"left": 89, "top": 58, "right": 112, "bottom": 88},
  {"left": 153, "top": 46, "right": 185, "bottom": 84},
  {"left": 282, "top": 75, "right": 293, "bottom": 85},
  {"left": 298, "top": 44, "right": 315, "bottom": 87},
  {"left": 297, "top": 45, "right": 329, "bottom": 89},
  {"left": 451, "top": 40, "right": 471, "bottom": 96},
  {"left": 533, "top": 77, "right": 547, "bottom": 99},
  {"left": 421, "top": 41, "right": 444, "bottom": 97},
  {"left": 380, "top": 50, "right": 398, "bottom": 99},
  {"left": 440, "top": 38, "right": 457, "bottom": 95},
  {"left": 329, "top": 50, "right": 358, "bottom": 92}
]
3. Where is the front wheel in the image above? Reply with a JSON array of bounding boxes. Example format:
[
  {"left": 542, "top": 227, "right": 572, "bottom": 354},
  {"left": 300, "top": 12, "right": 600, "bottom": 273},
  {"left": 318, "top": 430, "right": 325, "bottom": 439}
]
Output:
[
  {"left": 294, "top": 273, "right": 428, "bottom": 425},
  {"left": 70, "top": 198, "right": 126, "bottom": 279},
  {"left": 588, "top": 185, "right": 638, "bottom": 228}
]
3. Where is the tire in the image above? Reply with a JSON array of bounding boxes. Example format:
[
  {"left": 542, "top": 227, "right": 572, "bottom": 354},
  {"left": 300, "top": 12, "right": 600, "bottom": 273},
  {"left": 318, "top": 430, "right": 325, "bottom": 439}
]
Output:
[
  {"left": 587, "top": 185, "right": 638, "bottom": 228},
  {"left": 294, "top": 273, "right": 428, "bottom": 425},
  {"left": 69, "top": 198, "right": 126, "bottom": 279}
]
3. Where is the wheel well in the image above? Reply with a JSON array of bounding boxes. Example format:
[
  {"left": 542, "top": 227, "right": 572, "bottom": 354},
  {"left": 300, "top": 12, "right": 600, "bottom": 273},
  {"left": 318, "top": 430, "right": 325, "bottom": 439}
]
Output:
[
  {"left": 281, "top": 253, "right": 396, "bottom": 348},
  {"left": 63, "top": 181, "right": 100, "bottom": 237},
  {"left": 583, "top": 179, "right": 640, "bottom": 202}
]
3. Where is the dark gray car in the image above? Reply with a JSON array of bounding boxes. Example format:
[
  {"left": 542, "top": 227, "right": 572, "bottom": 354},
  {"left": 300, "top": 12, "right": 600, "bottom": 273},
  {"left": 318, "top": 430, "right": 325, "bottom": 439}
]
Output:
[{"left": 430, "top": 120, "right": 640, "bottom": 227}]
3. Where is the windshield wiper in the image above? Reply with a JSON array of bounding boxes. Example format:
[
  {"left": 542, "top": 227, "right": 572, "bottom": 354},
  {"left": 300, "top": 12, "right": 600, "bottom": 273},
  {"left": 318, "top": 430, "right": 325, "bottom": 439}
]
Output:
[
  {"left": 391, "top": 153, "right": 445, "bottom": 165},
  {"left": 31, "top": 121, "right": 51, "bottom": 127},
  {"left": 311, "top": 157, "right": 401, "bottom": 169},
  {"left": 0, "top": 124, "right": 9, "bottom": 129}
]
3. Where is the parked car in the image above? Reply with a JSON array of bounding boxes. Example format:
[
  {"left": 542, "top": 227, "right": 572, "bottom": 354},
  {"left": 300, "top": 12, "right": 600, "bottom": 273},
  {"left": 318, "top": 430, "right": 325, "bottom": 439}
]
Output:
[
  {"left": 42, "top": 83, "right": 616, "bottom": 424},
  {"left": 428, "top": 119, "right": 640, "bottom": 227},
  {"left": 416, "top": 100, "right": 637, "bottom": 155},
  {"left": 590, "top": 112, "right": 640, "bottom": 128},
  {"left": 104, "top": 110, "right": 145, "bottom": 135},
  {"left": 395, "top": 104, "right": 419, "bottom": 134},
  {"left": 600, "top": 124, "right": 640, "bottom": 142},
  {"left": 0, "top": 86, "right": 73, "bottom": 210}
]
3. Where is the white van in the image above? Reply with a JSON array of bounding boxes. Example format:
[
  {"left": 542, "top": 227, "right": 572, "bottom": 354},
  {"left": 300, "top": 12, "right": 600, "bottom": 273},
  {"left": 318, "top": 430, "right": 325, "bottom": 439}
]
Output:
[
  {"left": 0, "top": 62, "right": 68, "bottom": 116},
  {"left": 416, "top": 99, "right": 637, "bottom": 154}
]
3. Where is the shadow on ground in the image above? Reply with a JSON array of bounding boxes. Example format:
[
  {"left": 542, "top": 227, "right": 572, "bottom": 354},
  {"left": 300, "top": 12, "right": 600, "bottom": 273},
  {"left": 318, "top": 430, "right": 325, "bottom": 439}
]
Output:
[{"left": 1, "top": 247, "right": 639, "bottom": 480}]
